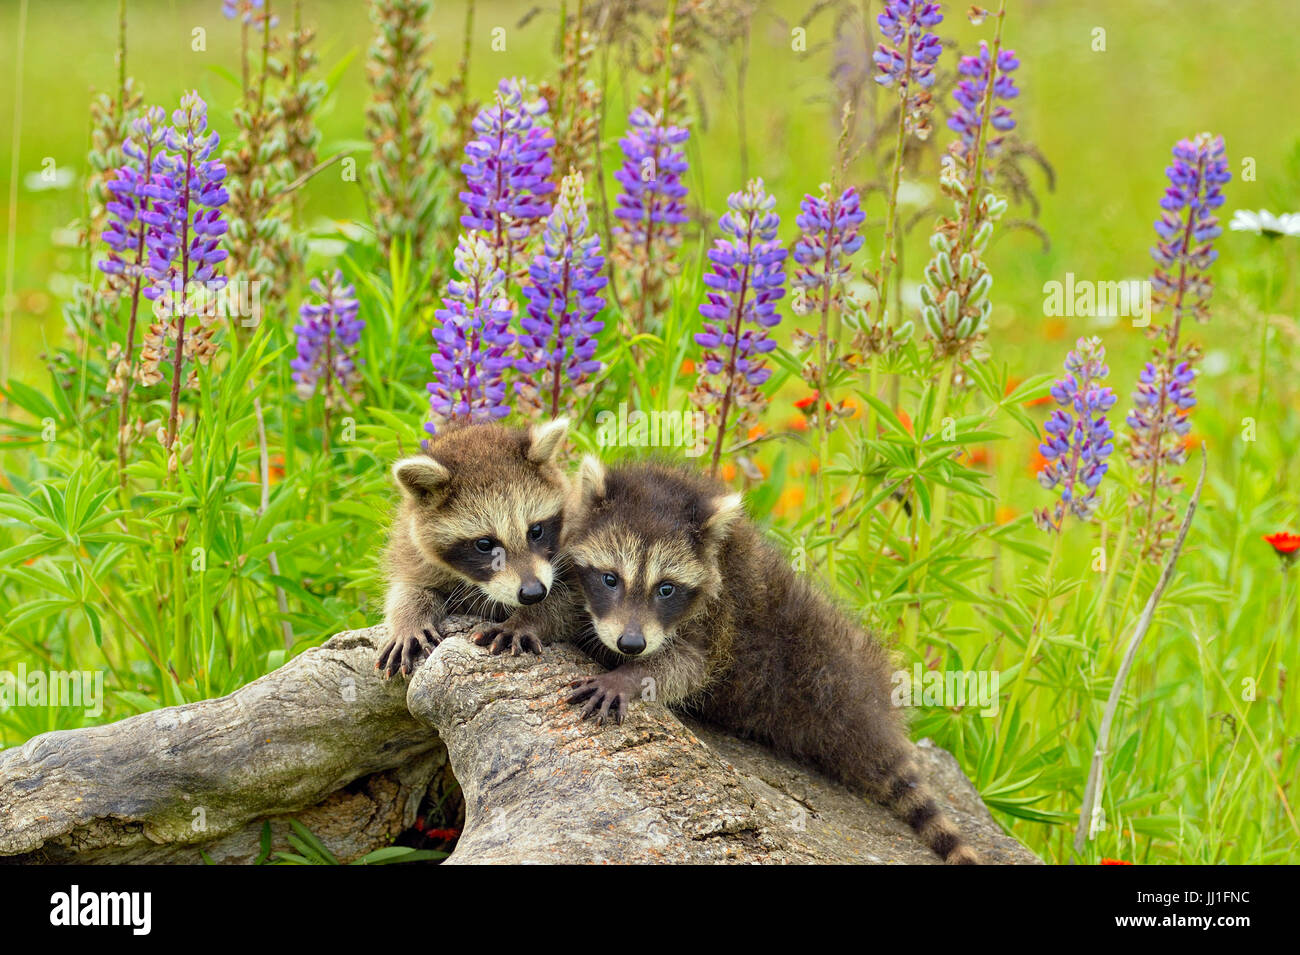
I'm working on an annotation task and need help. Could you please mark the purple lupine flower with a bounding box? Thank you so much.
[1151,133,1230,325]
[516,171,607,419]
[144,91,230,305]
[459,77,555,279]
[130,91,230,459]
[1127,360,1195,471]
[612,107,690,250]
[874,1,944,140]
[291,270,364,404]
[948,41,1020,170]
[1127,134,1228,555]
[1035,337,1117,531]
[221,0,277,29]
[792,185,866,315]
[99,104,172,452]
[426,234,516,433]
[99,106,171,283]
[692,179,788,474]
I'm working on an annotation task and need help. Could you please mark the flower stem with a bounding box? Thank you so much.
[117,275,143,484]
[992,522,1065,773]
[1138,154,1203,555]
[816,195,839,565]
[959,0,1008,250]
[708,219,754,478]
[164,151,194,459]
[874,24,912,331]
[914,355,954,588]
[550,259,573,419]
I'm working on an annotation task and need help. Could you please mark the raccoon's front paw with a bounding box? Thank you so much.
[470,622,543,657]
[375,626,442,680]
[565,670,641,725]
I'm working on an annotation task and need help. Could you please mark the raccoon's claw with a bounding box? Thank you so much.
[566,674,634,725]
[375,627,441,680]
[471,625,543,657]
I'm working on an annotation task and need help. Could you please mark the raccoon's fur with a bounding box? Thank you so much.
[562,457,979,865]
[375,418,577,678]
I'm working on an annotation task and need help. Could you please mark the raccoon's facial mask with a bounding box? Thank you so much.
[439,512,564,607]
[574,563,697,657]
[391,418,571,609]
[567,456,749,656]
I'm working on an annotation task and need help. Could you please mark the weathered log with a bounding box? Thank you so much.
[0,626,445,864]
[1,622,1039,864]
[410,637,1038,864]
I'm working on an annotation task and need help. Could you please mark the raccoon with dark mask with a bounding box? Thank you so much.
[561,457,979,864]
[375,419,576,679]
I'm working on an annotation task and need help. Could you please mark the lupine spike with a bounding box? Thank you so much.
[1035,337,1117,532]
[516,171,607,420]
[459,77,555,281]
[221,0,277,29]
[1150,133,1230,329]
[922,35,1021,360]
[692,178,788,474]
[291,270,364,406]
[366,0,438,267]
[612,106,690,334]
[133,91,229,464]
[98,105,172,477]
[1128,133,1229,557]
[98,107,169,282]
[792,185,866,309]
[874,1,944,141]
[143,91,230,307]
[426,234,515,433]
[948,41,1020,172]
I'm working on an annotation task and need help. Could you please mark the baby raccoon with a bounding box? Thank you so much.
[562,457,979,865]
[375,418,575,679]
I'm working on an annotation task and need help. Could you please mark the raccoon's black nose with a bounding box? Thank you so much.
[616,629,646,655]
[518,580,547,605]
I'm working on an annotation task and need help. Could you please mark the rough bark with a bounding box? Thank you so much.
[410,637,1038,864]
[1,621,1039,865]
[0,626,443,864]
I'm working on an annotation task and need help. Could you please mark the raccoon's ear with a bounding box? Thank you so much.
[577,454,607,507]
[527,417,569,464]
[702,492,745,546]
[393,456,450,501]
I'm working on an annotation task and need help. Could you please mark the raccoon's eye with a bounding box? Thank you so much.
[602,573,619,589]
[656,583,676,598]
[474,537,496,554]
[528,523,544,542]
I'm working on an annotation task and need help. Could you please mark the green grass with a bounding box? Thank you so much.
[1,0,1297,865]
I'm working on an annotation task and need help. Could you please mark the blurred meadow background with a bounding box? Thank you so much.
[0,0,1297,865]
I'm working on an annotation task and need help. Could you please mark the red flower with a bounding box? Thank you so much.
[794,392,833,414]
[1264,532,1300,563]
[1100,858,1133,865]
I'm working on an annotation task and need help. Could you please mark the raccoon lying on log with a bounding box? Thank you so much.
[373,421,978,863]
[559,457,980,865]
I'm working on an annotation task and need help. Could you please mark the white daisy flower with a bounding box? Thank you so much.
[1228,209,1300,239]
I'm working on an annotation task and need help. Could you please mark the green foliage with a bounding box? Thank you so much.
[1,0,1297,870]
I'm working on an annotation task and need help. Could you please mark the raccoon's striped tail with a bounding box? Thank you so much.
[878,755,979,864]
